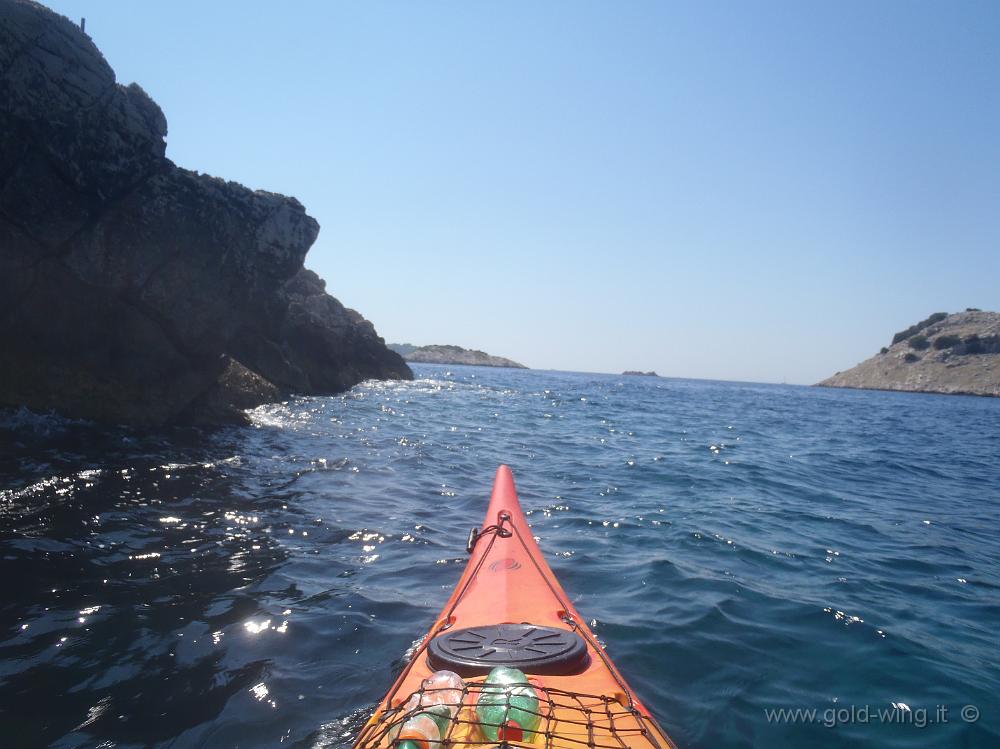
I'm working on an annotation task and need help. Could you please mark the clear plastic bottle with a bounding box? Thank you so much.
[389,693,422,739]
[389,670,465,746]
[420,669,465,712]
[475,666,541,742]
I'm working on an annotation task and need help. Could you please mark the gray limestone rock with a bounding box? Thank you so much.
[818,311,1000,398]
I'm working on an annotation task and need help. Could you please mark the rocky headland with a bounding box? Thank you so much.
[0,0,410,425]
[818,310,1000,397]
[389,344,527,369]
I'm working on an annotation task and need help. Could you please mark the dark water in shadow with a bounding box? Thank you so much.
[1,365,998,748]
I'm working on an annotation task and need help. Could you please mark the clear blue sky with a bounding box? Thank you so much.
[43,1,1000,383]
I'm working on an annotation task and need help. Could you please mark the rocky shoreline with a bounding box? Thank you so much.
[0,0,410,426]
[389,344,527,369]
[818,310,1000,398]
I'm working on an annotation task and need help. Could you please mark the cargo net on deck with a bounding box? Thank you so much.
[355,681,665,749]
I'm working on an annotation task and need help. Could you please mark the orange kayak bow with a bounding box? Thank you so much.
[354,465,677,749]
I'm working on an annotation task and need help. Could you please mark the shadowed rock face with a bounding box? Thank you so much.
[0,0,410,425]
[231,268,411,393]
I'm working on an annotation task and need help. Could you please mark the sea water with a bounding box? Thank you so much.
[1,364,997,748]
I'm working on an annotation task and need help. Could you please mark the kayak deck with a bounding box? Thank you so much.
[354,466,676,749]
[357,680,666,749]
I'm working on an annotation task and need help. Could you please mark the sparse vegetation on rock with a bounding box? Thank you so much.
[933,334,962,350]
[891,312,948,345]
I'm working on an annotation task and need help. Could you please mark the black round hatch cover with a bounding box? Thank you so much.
[426,624,589,676]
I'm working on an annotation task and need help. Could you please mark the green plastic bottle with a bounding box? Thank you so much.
[475,666,541,742]
[396,713,441,749]
[484,666,527,687]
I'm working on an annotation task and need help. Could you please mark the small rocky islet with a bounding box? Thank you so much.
[389,344,527,369]
[818,310,1000,397]
[0,0,411,426]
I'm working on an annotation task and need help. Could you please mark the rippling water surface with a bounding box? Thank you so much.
[1,365,998,748]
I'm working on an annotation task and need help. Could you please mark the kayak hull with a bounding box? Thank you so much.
[354,465,676,749]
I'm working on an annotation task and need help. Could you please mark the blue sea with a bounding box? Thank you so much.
[1,364,998,748]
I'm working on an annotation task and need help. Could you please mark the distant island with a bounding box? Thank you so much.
[388,344,527,369]
[818,310,1000,397]
[623,370,658,377]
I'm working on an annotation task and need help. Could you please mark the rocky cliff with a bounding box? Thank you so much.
[818,310,1000,397]
[388,344,527,369]
[0,0,410,425]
